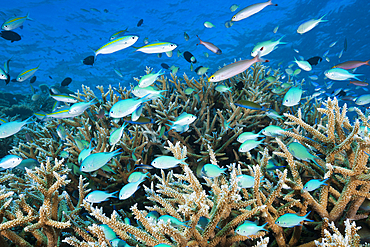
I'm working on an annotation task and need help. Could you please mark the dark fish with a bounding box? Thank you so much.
[83,55,95,66]
[344,37,347,52]
[135,164,154,170]
[104,9,109,13]
[0,31,21,42]
[236,81,244,90]
[137,19,144,27]
[61,77,72,86]
[306,56,322,66]
[194,66,203,73]
[183,51,197,63]
[11,78,17,82]
[332,89,346,98]
[30,76,36,84]
[5,76,10,85]
[161,63,170,69]
[49,76,53,79]
[235,100,265,111]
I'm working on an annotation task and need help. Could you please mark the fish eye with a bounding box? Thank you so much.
[132,36,135,39]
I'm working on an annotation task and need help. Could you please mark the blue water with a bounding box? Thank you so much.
[1,0,369,98]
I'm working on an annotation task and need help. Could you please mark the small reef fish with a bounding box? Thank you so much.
[61,77,72,87]
[83,55,95,66]
[80,149,121,172]
[235,100,265,111]
[128,172,148,183]
[56,124,67,140]
[196,66,209,76]
[306,56,322,66]
[94,35,139,58]
[265,109,284,120]
[184,32,189,41]
[288,142,320,167]
[196,35,222,54]
[355,94,370,106]
[303,178,328,191]
[0,67,8,80]
[183,51,196,63]
[134,42,177,54]
[308,75,318,80]
[17,64,40,82]
[230,4,239,12]
[85,191,117,204]
[232,0,277,22]
[170,112,197,126]
[151,156,187,169]
[119,179,144,200]
[260,125,285,137]
[78,141,94,164]
[109,96,152,121]
[184,88,196,95]
[236,221,268,236]
[275,212,313,227]
[297,14,328,34]
[283,87,302,107]
[239,139,264,152]
[0,30,21,42]
[0,154,22,169]
[137,19,144,27]
[110,239,129,247]
[109,123,128,145]
[50,93,78,103]
[251,36,286,57]
[0,117,33,139]
[237,132,263,143]
[100,224,117,241]
[109,28,129,40]
[215,85,232,93]
[158,215,190,228]
[138,69,165,88]
[123,116,153,125]
[201,164,226,178]
[204,21,215,28]
[68,99,97,115]
[237,174,255,188]
[273,25,279,33]
[294,57,312,71]
[209,49,268,82]
[333,60,369,70]
[2,13,32,30]
[145,211,159,224]
[132,86,166,99]
[325,68,362,81]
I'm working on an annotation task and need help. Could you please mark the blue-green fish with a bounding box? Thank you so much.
[151,156,187,169]
[303,178,328,192]
[85,190,117,204]
[68,99,97,115]
[239,139,264,152]
[123,116,153,125]
[0,154,22,169]
[128,172,148,183]
[132,86,166,99]
[94,35,139,58]
[266,159,285,170]
[56,124,67,140]
[16,64,40,82]
[288,142,320,167]
[215,85,232,93]
[260,125,285,137]
[109,96,151,120]
[145,211,159,224]
[110,239,129,247]
[237,132,263,143]
[237,174,255,188]
[80,149,121,172]
[158,215,190,228]
[134,42,177,54]
[119,179,144,200]
[355,94,370,106]
[100,224,117,241]
[0,68,8,80]
[265,109,284,120]
[235,221,268,236]
[251,36,286,57]
[201,164,226,178]
[109,28,129,40]
[283,87,302,106]
[275,212,313,227]
[297,14,327,34]
[2,13,33,30]
[325,68,363,81]
[138,69,165,88]
[78,141,94,164]
[294,57,312,71]
[0,117,33,139]
[109,123,128,145]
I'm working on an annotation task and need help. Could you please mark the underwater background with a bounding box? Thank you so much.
[1,0,370,247]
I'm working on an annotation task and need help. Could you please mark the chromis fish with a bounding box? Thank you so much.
[275,212,313,227]
[215,85,232,93]
[109,123,128,145]
[145,211,159,224]
[297,14,328,34]
[201,164,226,178]
[239,139,264,152]
[17,64,40,82]
[196,66,209,76]
[251,36,286,57]
[80,149,121,172]
[209,48,268,82]
[85,190,117,204]
[196,35,222,55]
[0,154,22,169]
[56,124,67,140]
[109,28,129,40]
[232,0,277,22]
[68,99,97,115]
[151,156,187,169]
[0,117,33,139]
[100,225,117,241]
[265,109,284,120]
[237,132,263,143]
[235,221,268,236]
[128,171,148,183]
[78,141,94,164]
[333,60,369,70]
[325,68,363,81]
[138,69,165,88]
[283,87,302,107]
[237,174,255,188]
[2,13,32,31]
[294,57,312,71]
[134,42,177,55]
[184,32,189,41]
[230,4,239,12]
[303,178,328,192]
[235,100,265,110]
[158,215,190,228]
[170,112,197,126]
[355,94,370,106]
[119,179,144,200]
[204,21,215,28]
[132,86,166,99]
[260,125,285,137]
[184,88,196,95]
[288,142,320,167]
[93,35,139,58]
[109,96,152,121]
[110,239,129,247]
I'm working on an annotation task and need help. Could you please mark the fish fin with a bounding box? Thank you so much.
[132,105,144,121]
[268,0,278,6]
[26,13,33,21]
[365,60,370,66]
[303,211,313,221]
[319,13,328,22]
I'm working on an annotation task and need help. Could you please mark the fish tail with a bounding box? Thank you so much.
[24,116,34,124]
[157,68,165,76]
[26,13,33,21]
[354,74,364,81]
[196,35,201,45]
[365,60,370,66]
[319,13,328,22]
[303,211,313,221]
